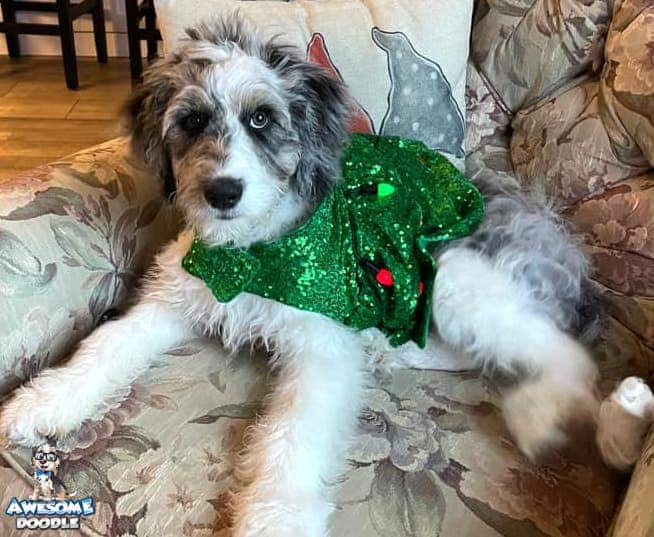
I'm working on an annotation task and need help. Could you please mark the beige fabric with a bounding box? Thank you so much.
[469,0,654,384]
[0,140,179,396]
[602,1,654,167]
[471,0,609,112]
[0,332,618,537]
[469,1,654,530]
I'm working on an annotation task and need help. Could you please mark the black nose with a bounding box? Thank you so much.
[204,177,243,210]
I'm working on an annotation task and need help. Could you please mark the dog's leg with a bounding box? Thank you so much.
[232,316,367,537]
[0,299,193,447]
[433,248,598,459]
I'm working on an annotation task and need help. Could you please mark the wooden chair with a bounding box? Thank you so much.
[0,0,108,90]
[124,0,161,80]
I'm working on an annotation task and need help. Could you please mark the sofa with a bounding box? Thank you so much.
[0,1,652,536]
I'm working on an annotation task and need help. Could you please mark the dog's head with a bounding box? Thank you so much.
[124,16,349,246]
[31,444,61,475]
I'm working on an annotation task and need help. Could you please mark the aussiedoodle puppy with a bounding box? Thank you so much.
[0,15,637,536]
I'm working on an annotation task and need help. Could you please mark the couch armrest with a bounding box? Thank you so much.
[610,426,654,536]
[0,137,179,396]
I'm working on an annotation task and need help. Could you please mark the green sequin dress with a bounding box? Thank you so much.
[183,134,484,348]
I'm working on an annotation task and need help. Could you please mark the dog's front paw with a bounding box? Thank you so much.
[232,488,329,537]
[0,386,74,447]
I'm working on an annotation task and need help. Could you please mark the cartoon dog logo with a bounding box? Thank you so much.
[30,444,68,500]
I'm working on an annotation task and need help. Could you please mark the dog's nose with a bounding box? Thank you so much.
[204,177,243,210]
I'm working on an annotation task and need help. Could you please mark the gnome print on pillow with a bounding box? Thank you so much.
[306,28,465,157]
[307,33,375,134]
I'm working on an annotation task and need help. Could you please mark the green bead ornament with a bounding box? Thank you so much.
[182,134,484,348]
[377,182,396,198]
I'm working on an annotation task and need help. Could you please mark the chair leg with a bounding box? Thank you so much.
[125,0,143,80]
[145,0,157,61]
[92,0,108,64]
[1,0,21,57]
[56,0,79,90]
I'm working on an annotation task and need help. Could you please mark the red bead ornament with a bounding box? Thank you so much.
[418,281,425,295]
[359,258,395,288]
[376,268,394,287]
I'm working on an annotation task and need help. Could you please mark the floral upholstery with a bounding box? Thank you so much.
[467,0,654,386]
[0,328,619,537]
[0,1,653,536]
[0,140,179,397]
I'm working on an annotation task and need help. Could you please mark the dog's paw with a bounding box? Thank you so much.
[597,377,654,470]
[0,387,74,447]
[502,375,598,460]
[232,487,329,537]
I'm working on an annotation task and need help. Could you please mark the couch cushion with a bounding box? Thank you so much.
[472,0,609,112]
[510,79,648,203]
[475,0,654,382]
[464,60,514,178]
[0,339,618,537]
[611,428,654,537]
[601,2,654,167]
[0,139,179,396]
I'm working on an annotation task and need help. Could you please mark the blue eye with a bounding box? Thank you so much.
[249,109,269,129]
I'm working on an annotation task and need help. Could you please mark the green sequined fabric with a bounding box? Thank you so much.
[182,134,484,348]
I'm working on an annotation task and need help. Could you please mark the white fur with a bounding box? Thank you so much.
[433,248,599,458]
[0,298,191,446]
[165,44,303,248]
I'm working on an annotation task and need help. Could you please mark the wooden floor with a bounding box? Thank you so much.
[0,56,134,182]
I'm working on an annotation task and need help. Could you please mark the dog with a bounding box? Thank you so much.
[0,15,631,536]
[30,444,68,501]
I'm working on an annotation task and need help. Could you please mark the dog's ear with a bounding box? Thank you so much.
[278,57,350,202]
[122,60,180,200]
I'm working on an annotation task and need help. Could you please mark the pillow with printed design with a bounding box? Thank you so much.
[154,0,473,167]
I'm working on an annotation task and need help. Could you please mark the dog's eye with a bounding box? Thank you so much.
[181,111,210,132]
[249,109,269,129]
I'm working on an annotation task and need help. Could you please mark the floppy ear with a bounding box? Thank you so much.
[281,60,350,202]
[122,60,180,200]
